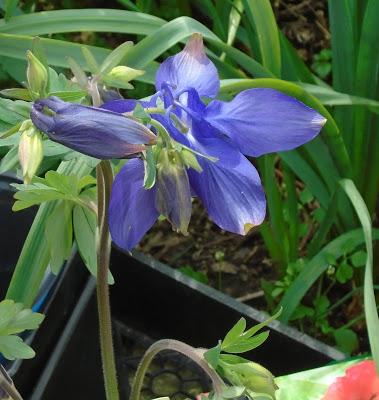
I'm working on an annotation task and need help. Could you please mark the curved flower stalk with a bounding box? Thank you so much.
[102,33,326,251]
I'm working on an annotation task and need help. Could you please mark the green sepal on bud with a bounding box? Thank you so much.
[180,148,203,172]
[219,357,278,399]
[102,66,145,89]
[18,120,44,184]
[26,50,48,98]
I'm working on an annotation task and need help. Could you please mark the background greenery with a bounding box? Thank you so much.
[0,0,378,360]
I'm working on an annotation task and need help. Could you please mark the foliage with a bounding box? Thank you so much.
[0,299,44,360]
[0,0,378,370]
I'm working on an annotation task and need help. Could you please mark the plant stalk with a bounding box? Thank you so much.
[0,377,23,400]
[96,160,119,400]
[130,339,225,400]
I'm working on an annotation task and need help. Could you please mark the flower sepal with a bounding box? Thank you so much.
[155,147,192,235]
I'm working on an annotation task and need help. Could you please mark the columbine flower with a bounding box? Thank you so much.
[322,360,379,400]
[103,34,326,251]
[30,96,156,159]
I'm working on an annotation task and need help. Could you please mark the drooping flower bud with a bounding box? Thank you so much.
[221,361,278,399]
[30,96,156,159]
[102,66,145,89]
[26,50,48,97]
[18,120,44,184]
[155,148,192,234]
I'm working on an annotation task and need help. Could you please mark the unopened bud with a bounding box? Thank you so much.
[222,361,277,398]
[102,66,145,89]
[156,149,192,234]
[18,120,44,184]
[26,51,48,97]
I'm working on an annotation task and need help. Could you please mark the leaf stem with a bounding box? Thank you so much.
[96,160,119,400]
[130,339,225,400]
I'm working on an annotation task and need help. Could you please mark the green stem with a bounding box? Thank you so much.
[130,339,225,400]
[96,160,119,400]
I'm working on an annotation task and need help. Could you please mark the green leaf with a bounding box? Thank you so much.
[45,201,73,274]
[0,299,44,361]
[0,88,32,101]
[99,41,133,75]
[0,335,35,360]
[243,308,282,338]
[241,0,281,76]
[0,98,30,125]
[204,342,222,369]
[339,179,379,371]
[222,318,246,349]
[351,250,367,267]
[335,262,353,284]
[221,386,246,399]
[0,9,165,36]
[0,145,19,174]
[6,159,92,307]
[178,266,208,284]
[48,90,87,102]
[223,331,269,353]
[12,183,67,211]
[333,328,359,355]
[81,46,99,74]
[4,0,19,21]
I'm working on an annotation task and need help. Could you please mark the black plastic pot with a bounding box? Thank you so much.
[12,247,344,400]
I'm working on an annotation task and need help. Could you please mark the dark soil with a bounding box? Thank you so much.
[139,199,274,304]
[272,0,330,64]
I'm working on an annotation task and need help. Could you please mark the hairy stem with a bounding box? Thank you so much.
[96,160,119,400]
[130,339,225,400]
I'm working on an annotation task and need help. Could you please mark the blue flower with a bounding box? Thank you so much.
[103,34,326,251]
[30,96,156,159]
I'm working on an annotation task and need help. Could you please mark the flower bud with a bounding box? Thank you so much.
[156,148,192,234]
[222,361,277,398]
[18,120,44,184]
[26,50,48,97]
[102,66,145,89]
[30,97,156,159]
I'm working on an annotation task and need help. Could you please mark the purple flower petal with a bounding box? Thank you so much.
[31,97,156,159]
[109,159,159,251]
[101,98,157,113]
[188,132,266,235]
[204,88,326,157]
[155,33,219,99]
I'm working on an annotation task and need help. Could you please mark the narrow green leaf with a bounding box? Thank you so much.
[222,318,246,349]
[243,308,282,338]
[45,201,73,274]
[0,9,165,36]
[241,0,281,76]
[339,179,379,371]
[99,41,133,75]
[223,331,269,353]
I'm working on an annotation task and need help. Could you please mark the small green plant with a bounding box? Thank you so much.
[311,49,332,79]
